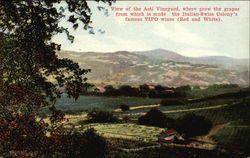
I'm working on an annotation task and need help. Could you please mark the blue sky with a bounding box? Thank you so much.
[52,1,249,59]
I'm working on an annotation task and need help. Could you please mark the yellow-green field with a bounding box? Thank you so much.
[89,123,164,142]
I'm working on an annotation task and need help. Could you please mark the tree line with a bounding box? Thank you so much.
[84,84,192,98]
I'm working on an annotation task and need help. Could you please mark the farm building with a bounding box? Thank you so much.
[94,87,106,93]
[158,129,181,143]
[165,129,178,135]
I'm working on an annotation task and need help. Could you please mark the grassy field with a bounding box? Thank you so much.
[120,98,235,113]
[55,95,161,112]
[59,94,250,127]
[119,98,247,125]
[88,123,164,142]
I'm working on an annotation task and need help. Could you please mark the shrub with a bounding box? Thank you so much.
[120,104,130,111]
[121,115,130,123]
[160,99,184,106]
[49,128,107,158]
[138,108,167,128]
[87,109,118,123]
[175,113,213,138]
[0,114,47,154]
[82,128,107,158]
[0,113,108,158]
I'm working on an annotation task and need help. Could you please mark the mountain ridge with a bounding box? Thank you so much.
[56,49,249,87]
[132,49,248,70]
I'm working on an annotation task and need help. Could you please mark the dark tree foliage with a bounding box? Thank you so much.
[175,113,213,138]
[155,85,166,92]
[138,108,168,128]
[160,99,185,106]
[119,85,139,96]
[139,84,151,97]
[87,109,118,123]
[48,128,107,158]
[0,0,113,114]
[175,85,191,98]
[0,114,47,153]
[120,104,130,111]
[104,85,119,96]
[0,0,113,157]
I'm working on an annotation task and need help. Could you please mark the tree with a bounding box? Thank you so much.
[138,108,168,128]
[160,99,184,106]
[104,85,116,96]
[120,104,130,111]
[155,85,165,92]
[87,109,118,123]
[139,84,151,97]
[175,85,191,98]
[0,0,113,156]
[0,0,113,115]
[175,114,213,138]
[119,85,139,96]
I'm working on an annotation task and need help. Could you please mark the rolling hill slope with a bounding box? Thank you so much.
[57,50,249,87]
[133,49,249,71]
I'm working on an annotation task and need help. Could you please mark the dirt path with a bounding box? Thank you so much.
[114,104,160,112]
[208,122,230,136]
[120,104,229,116]
[187,122,230,150]
[163,104,229,114]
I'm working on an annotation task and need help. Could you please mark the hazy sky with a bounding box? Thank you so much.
[52,1,249,59]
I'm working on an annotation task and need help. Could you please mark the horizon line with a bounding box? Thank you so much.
[59,48,249,60]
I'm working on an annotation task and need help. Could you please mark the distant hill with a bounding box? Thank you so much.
[133,49,249,71]
[56,49,249,87]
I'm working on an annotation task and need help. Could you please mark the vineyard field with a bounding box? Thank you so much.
[55,95,161,112]
[212,126,250,155]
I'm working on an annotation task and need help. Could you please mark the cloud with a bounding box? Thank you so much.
[179,48,232,57]
[61,34,153,52]
[106,35,153,51]
[62,35,111,52]
[153,23,213,48]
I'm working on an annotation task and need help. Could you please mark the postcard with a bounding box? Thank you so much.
[1,0,249,157]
